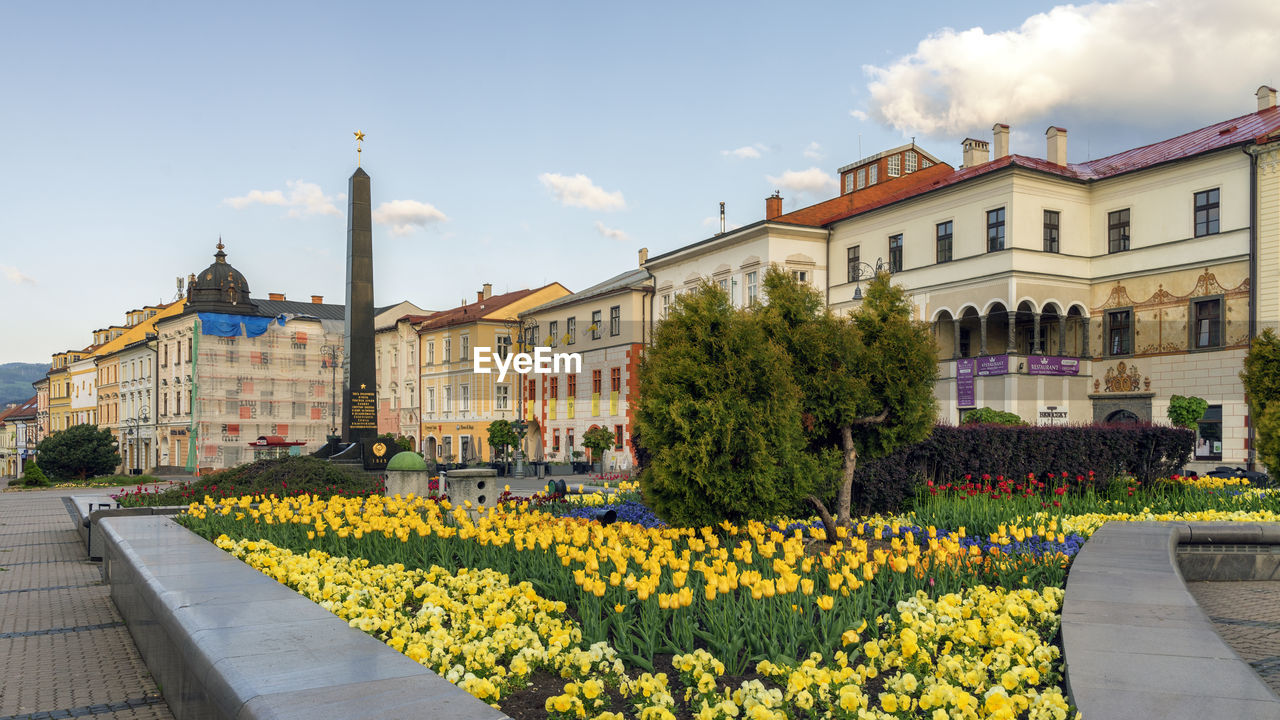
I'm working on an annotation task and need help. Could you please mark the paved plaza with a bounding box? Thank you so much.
[1188,580,1280,694]
[0,486,172,720]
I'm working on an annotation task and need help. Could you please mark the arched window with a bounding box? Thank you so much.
[1106,409,1140,424]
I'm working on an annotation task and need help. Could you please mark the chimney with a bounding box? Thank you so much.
[311,295,323,304]
[482,283,492,299]
[1259,85,1277,111]
[476,290,484,303]
[268,292,286,301]
[765,192,783,220]
[992,124,1010,159]
[961,138,990,167]
[1046,126,1068,166]
[719,202,726,234]
[638,247,649,267]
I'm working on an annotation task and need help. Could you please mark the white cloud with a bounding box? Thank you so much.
[849,110,869,122]
[538,173,626,211]
[860,0,1280,135]
[223,180,341,217]
[2,265,35,285]
[373,199,448,236]
[594,221,629,242]
[803,142,824,160]
[766,167,838,197]
[721,144,766,160]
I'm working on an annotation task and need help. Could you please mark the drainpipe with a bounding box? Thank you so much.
[1244,143,1259,471]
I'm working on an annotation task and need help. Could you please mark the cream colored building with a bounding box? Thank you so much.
[374,301,433,447]
[640,86,1280,472]
[519,265,654,469]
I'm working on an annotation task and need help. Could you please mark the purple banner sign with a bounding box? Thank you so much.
[1027,356,1080,376]
[977,354,1008,376]
[956,358,975,408]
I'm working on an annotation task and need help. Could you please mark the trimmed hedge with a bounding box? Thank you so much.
[851,423,1194,513]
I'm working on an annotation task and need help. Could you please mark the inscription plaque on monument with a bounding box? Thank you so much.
[348,390,377,430]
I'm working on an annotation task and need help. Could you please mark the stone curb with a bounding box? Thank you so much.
[97,515,510,720]
[1062,522,1280,719]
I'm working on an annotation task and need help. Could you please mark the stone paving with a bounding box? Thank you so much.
[1188,580,1280,695]
[0,486,172,720]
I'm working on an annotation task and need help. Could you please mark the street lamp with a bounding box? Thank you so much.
[850,257,888,301]
[320,344,343,440]
[124,409,150,475]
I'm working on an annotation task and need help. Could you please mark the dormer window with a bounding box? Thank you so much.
[888,155,901,177]
[906,150,918,173]
[857,168,866,190]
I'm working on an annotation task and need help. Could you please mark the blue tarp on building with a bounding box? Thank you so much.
[198,313,285,337]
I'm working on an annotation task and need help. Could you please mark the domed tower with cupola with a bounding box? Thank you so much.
[184,240,259,315]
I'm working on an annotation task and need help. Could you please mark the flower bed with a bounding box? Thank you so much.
[174,473,1279,719]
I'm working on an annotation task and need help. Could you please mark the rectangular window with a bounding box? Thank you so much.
[746,272,758,305]
[936,222,952,264]
[1191,297,1222,349]
[1043,210,1060,253]
[1195,404,1223,460]
[592,369,602,395]
[566,317,576,345]
[856,168,866,190]
[661,294,671,318]
[1195,189,1220,237]
[460,384,470,412]
[567,429,575,452]
[987,208,1005,252]
[1106,308,1132,356]
[609,306,621,336]
[614,424,624,450]
[1108,209,1130,253]
[905,150,918,173]
[567,374,577,397]
[460,335,469,360]
[553,429,561,453]
[791,270,808,283]
[847,245,862,282]
[591,310,602,340]
[868,165,878,185]
[496,384,510,410]
[610,367,621,392]
[444,338,451,362]
[844,173,856,194]
[496,334,511,359]
[887,155,901,177]
[889,234,903,273]
[427,341,435,365]
[549,321,559,347]
[427,388,435,413]
[443,386,452,412]
[550,377,559,399]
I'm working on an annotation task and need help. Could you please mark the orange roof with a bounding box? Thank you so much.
[820,105,1280,227]
[772,162,955,226]
[411,285,558,332]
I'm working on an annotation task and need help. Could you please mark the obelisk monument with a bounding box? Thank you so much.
[342,131,377,442]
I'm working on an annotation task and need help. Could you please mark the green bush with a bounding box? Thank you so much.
[21,462,49,487]
[1242,329,1280,476]
[117,455,381,507]
[35,424,120,480]
[1166,395,1208,429]
[961,407,1026,426]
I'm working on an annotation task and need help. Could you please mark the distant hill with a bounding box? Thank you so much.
[0,362,48,408]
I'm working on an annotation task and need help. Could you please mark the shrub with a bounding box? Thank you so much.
[851,424,1194,514]
[1242,330,1280,476]
[1166,395,1208,429]
[961,407,1026,426]
[35,424,120,480]
[21,462,50,487]
[118,455,380,506]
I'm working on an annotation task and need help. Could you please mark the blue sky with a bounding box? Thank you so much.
[1,0,1277,364]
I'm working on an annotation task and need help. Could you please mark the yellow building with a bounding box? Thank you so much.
[46,350,84,435]
[417,282,571,463]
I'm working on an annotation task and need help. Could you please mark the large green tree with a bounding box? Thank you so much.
[36,424,120,481]
[582,426,614,465]
[635,282,819,526]
[758,267,938,538]
[1241,328,1280,475]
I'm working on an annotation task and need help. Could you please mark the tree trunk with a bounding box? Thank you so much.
[837,424,858,526]
[806,495,839,544]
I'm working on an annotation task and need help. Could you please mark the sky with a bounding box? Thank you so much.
[2,0,1278,365]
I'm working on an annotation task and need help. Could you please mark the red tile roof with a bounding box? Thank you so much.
[410,284,563,332]
[0,396,37,423]
[772,163,956,226]
[819,105,1280,227]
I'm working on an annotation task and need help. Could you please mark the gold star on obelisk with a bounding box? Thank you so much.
[354,130,365,166]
